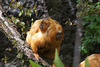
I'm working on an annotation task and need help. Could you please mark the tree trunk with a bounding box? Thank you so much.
[73,18,83,67]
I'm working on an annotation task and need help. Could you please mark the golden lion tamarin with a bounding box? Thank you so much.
[26,19,50,46]
[80,54,100,67]
[26,18,63,59]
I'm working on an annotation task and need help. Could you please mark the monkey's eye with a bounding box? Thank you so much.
[39,20,44,30]
[40,23,43,29]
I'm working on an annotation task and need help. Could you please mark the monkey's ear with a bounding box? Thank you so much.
[39,19,44,30]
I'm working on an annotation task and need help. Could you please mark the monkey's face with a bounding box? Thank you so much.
[56,30,62,40]
[47,24,63,42]
[55,25,63,41]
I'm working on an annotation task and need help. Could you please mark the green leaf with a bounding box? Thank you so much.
[21,26,25,31]
[29,60,42,67]
[31,22,34,26]
[97,2,100,5]
[76,2,82,8]
[20,22,25,26]
[27,9,32,16]
[54,49,64,67]
[13,18,19,24]
[85,58,89,67]
[82,20,87,26]
[12,40,17,44]
[96,15,100,22]
[17,52,23,59]
[28,12,32,16]
[76,11,83,18]
[5,48,12,51]
[19,10,23,17]
[0,19,4,23]
[31,18,34,22]
[33,4,37,9]
[97,36,100,43]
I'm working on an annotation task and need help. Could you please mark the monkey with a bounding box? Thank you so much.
[80,54,100,67]
[26,19,50,46]
[26,18,63,60]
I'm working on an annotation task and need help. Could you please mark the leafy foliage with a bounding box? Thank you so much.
[76,0,100,54]
[2,0,39,40]
[1,55,9,63]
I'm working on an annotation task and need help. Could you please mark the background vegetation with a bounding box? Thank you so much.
[76,0,100,55]
[0,0,100,67]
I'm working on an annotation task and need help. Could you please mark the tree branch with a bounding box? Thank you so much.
[0,7,51,67]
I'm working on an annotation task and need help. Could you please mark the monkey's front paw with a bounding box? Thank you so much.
[34,53,39,61]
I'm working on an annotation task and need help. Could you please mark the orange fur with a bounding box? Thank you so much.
[26,19,50,46]
[26,18,63,59]
[80,54,100,67]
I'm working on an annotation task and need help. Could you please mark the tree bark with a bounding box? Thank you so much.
[0,6,51,67]
[73,18,83,67]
